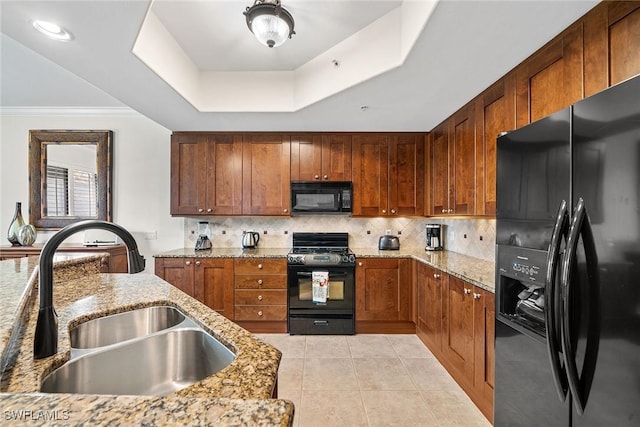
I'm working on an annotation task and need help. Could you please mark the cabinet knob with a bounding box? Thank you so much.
[433,273,440,279]
[283,208,288,213]
[382,209,387,214]
[195,261,201,266]
[185,261,191,266]
[257,310,263,317]
[258,263,263,269]
[198,208,204,213]
[207,208,212,213]
[391,209,396,214]
[464,288,472,295]
[258,295,263,301]
[323,175,328,180]
[441,209,446,213]
[358,262,363,267]
[314,175,320,180]
[448,209,453,213]
[257,279,263,285]
[473,293,481,300]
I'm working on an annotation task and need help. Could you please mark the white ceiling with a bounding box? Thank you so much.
[0,0,600,132]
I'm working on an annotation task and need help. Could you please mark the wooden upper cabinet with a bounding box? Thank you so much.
[475,77,516,216]
[389,134,425,216]
[352,134,389,216]
[515,23,584,127]
[451,106,476,215]
[170,133,242,216]
[353,134,424,217]
[584,1,640,95]
[290,134,352,181]
[429,105,475,216]
[242,134,291,215]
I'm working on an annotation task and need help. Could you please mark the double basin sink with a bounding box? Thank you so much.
[40,306,236,396]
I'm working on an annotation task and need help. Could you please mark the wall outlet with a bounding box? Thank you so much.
[144,231,157,240]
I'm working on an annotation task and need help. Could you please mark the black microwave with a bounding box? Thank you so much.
[290,181,352,215]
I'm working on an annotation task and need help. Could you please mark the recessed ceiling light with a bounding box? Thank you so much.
[31,20,73,41]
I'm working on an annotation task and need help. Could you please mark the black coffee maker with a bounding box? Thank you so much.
[426,224,443,251]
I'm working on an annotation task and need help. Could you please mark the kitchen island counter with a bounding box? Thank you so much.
[0,256,292,426]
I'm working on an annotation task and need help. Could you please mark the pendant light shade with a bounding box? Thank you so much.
[244,0,295,48]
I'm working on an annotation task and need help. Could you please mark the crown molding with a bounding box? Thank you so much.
[0,106,139,117]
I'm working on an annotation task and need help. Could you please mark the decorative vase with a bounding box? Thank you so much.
[7,202,26,246]
[17,224,37,246]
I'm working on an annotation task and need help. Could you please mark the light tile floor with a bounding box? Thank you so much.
[256,334,491,427]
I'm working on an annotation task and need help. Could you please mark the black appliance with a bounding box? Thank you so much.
[378,234,400,250]
[287,232,356,335]
[495,74,640,426]
[290,181,352,215]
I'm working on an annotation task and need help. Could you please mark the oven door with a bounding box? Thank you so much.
[288,266,354,313]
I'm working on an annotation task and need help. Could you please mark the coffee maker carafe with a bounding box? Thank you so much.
[426,224,443,251]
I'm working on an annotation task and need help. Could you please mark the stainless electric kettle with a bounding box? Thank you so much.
[242,231,260,248]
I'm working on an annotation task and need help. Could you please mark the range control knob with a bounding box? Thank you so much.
[348,254,356,264]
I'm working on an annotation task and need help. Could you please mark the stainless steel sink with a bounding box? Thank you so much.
[70,305,186,350]
[41,328,236,395]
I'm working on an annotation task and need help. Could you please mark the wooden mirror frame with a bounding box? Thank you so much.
[29,130,113,230]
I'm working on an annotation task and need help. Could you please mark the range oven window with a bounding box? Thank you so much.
[288,267,354,310]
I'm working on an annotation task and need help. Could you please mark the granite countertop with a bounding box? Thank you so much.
[155,247,495,292]
[0,256,293,426]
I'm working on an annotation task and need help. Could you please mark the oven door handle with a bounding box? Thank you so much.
[294,271,348,277]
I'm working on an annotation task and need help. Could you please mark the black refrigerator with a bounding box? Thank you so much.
[495,73,640,426]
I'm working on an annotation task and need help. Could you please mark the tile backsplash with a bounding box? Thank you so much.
[184,216,496,262]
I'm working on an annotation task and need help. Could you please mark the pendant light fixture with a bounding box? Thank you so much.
[244,0,295,48]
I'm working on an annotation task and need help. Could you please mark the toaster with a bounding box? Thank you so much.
[378,235,400,250]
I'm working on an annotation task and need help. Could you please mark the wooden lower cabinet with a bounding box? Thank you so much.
[234,258,288,333]
[356,257,414,333]
[415,262,494,423]
[154,257,234,320]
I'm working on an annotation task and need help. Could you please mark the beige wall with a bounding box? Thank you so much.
[0,111,183,272]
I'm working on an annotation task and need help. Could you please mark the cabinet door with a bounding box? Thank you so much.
[290,134,322,181]
[352,135,389,216]
[356,258,412,321]
[475,77,516,216]
[430,124,450,215]
[473,287,495,419]
[389,134,424,216]
[451,106,476,215]
[242,135,291,215]
[155,257,195,297]
[204,134,243,215]
[515,24,583,126]
[417,264,445,354]
[170,134,206,215]
[194,258,235,320]
[442,275,475,383]
[321,134,352,181]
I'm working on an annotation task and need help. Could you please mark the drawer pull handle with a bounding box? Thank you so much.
[464,288,472,295]
[258,295,263,301]
[195,261,201,266]
[185,261,191,266]
[323,175,328,180]
[473,293,481,300]
[198,208,204,213]
[314,175,320,180]
[314,320,329,326]
[258,264,263,269]
[258,310,263,317]
[257,279,263,285]
[433,273,440,279]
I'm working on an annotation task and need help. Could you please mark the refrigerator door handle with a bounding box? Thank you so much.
[560,197,601,415]
[545,200,569,402]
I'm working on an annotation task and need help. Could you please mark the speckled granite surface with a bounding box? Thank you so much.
[0,256,293,426]
[155,247,495,292]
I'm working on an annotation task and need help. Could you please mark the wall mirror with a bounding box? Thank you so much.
[29,130,112,230]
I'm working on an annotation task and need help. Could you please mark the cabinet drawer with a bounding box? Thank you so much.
[234,259,286,274]
[234,305,287,321]
[235,289,287,305]
[235,274,287,289]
